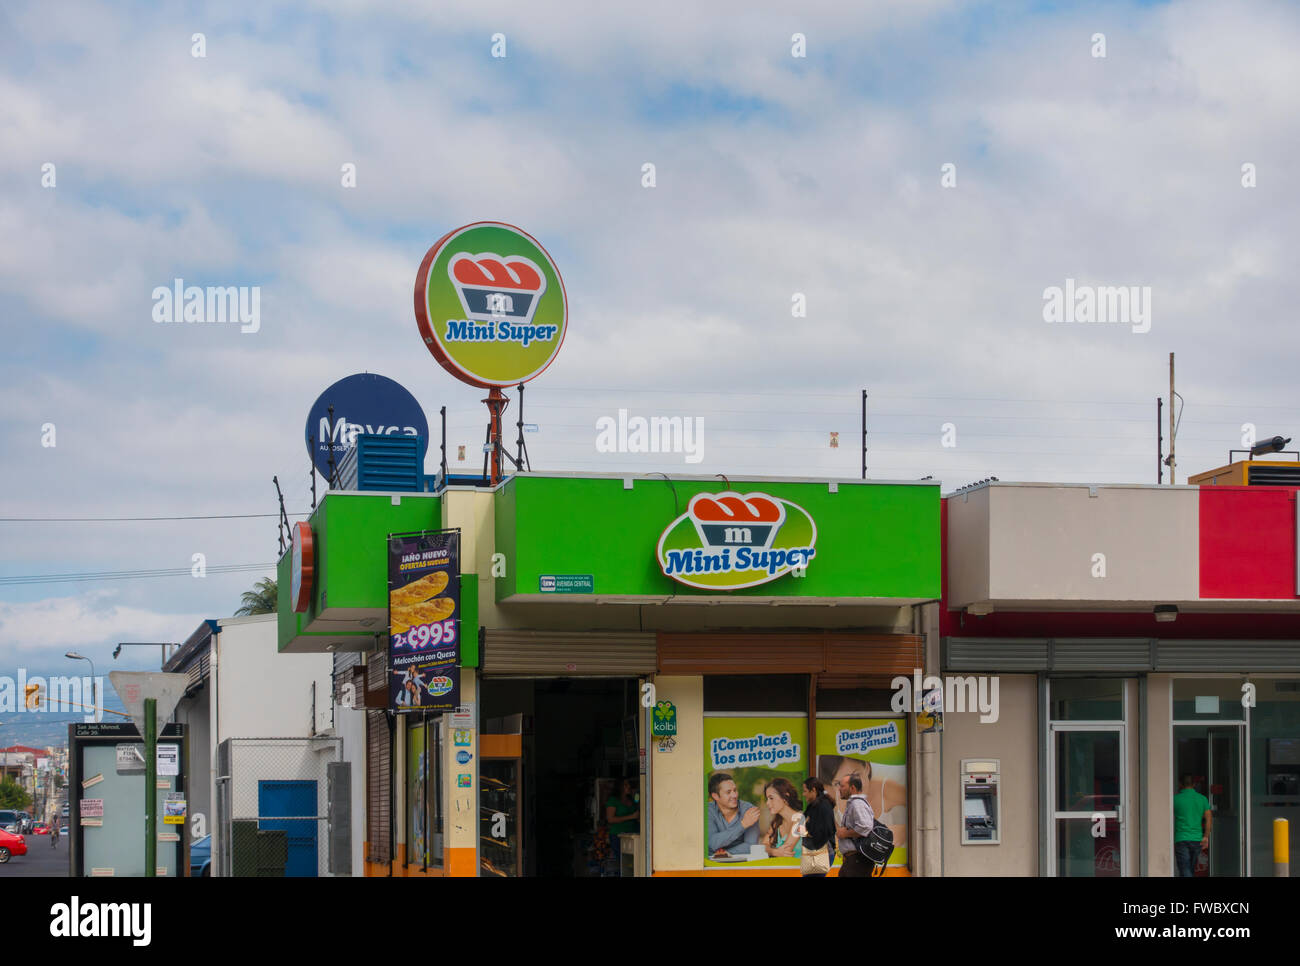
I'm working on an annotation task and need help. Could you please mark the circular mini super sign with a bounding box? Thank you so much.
[414,222,568,388]
[290,522,315,613]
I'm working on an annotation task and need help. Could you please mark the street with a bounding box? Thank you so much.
[0,836,70,877]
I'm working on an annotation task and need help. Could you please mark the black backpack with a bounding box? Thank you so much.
[860,820,895,873]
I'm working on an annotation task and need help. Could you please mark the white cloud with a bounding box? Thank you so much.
[0,592,208,669]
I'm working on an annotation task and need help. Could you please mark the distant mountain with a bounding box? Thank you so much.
[0,687,129,750]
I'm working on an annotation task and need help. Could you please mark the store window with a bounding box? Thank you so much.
[1173,678,1246,721]
[1250,679,1300,877]
[704,675,808,869]
[1051,678,1123,722]
[816,688,908,868]
[700,675,907,870]
[704,675,807,713]
[406,715,443,868]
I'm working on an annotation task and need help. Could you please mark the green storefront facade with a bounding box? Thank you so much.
[277,472,941,877]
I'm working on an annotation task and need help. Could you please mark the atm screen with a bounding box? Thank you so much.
[1268,738,1300,766]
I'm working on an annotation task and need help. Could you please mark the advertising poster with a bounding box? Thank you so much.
[388,530,460,712]
[816,718,908,867]
[703,716,807,868]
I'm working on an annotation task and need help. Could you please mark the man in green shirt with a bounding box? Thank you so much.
[1173,774,1212,877]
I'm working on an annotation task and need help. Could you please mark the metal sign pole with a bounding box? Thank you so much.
[145,697,157,877]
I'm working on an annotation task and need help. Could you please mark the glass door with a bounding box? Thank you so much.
[479,758,521,877]
[1051,726,1124,876]
[1174,724,1244,876]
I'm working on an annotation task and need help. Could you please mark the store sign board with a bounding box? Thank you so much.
[656,491,818,591]
[651,700,678,738]
[388,530,461,713]
[539,574,593,593]
[414,222,568,389]
[290,521,315,613]
[303,372,429,479]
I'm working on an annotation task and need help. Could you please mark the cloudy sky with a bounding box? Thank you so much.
[1,0,1297,678]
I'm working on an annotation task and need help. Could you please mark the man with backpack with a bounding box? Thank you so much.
[836,773,878,877]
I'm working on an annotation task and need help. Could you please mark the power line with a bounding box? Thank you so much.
[0,514,309,522]
[0,562,275,588]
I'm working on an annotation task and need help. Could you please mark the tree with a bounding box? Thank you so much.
[234,577,278,616]
[0,778,30,810]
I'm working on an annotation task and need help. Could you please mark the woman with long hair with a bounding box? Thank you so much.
[799,776,836,876]
[762,777,803,859]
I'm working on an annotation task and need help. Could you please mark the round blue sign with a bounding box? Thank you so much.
[456,750,472,765]
[304,373,429,479]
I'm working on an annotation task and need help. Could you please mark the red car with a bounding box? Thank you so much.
[31,823,50,835]
[0,829,27,863]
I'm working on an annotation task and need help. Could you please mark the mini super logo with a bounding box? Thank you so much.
[414,222,567,389]
[656,491,817,591]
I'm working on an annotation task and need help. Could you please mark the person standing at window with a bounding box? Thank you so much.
[606,777,640,843]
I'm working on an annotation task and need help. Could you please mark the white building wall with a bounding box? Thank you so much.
[335,702,367,875]
[215,615,333,739]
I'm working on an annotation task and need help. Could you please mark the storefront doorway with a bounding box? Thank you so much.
[1173,725,1244,876]
[479,677,642,877]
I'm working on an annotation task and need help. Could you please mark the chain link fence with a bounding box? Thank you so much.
[215,737,348,877]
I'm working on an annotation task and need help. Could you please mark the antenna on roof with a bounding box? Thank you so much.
[273,476,290,554]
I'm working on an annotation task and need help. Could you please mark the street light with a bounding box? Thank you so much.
[65,651,96,716]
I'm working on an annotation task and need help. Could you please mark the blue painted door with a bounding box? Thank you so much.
[258,780,318,877]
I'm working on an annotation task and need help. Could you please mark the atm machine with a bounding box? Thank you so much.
[961,759,1000,845]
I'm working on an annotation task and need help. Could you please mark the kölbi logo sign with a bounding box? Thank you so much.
[304,373,429,479]
[656,491,817,590]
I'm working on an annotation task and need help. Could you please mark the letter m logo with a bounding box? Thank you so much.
[723,527,752,544]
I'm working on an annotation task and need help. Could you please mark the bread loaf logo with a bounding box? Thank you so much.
[449,252,547,326]
[656,491,817,590]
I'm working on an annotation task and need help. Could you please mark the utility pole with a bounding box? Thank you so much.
[145,698,157,877]
[1168,352,1176,485]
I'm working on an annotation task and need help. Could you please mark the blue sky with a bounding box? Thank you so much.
[1,0,1298,675]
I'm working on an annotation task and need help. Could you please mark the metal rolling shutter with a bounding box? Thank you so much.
[481,630,657,676]
[365,710,390,866]
[944,637,1049,672]
[945,637,1300,672]
[1157,640,1300,671]
[1053,639,1152,672]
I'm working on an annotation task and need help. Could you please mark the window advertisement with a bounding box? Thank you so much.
[388,530,460,712]
[816,718,908,867]
[407,720,428,867]
[703,717,807,868]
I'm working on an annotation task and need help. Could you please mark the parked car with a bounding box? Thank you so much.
[31,823,49,835]
[190,835,211,877]
[0,810,18,834]
[0,828,26,863]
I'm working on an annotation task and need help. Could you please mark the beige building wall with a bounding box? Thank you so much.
[946,484,1201,608]
[1146,674,1173,877]
[986,485,1199,603]
[651,675,703,872]
[945,488,991,606]
[444,488,500,630]
[942,674,1038,875]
